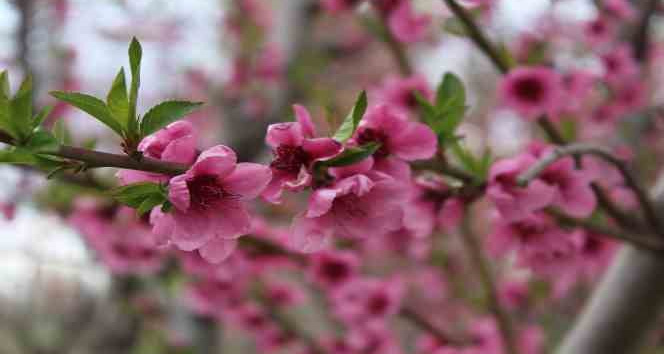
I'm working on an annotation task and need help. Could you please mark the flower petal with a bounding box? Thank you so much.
[211,200,252,239]
[223,163,272,200]
[198,238,238,263]
[390,122,437,160]
[293,104,316,138]
[290,214,333,253]
[192,145,237,178]
[168,174,191,211]
[265,122,304,148]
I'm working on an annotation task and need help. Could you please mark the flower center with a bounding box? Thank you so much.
[187,175,228,211]
[321,259,351,284]
[270,145,311,175]
[367,293,390,316]
[356,128,389,157]
[513,76,545,103]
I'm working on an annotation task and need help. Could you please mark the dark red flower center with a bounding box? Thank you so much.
[367,293,390,316]
[111,243,131,257]
[513,76,546,103]
[514,221,547,243]
[400,89,420,109]
[320,259,351,284]
[356,128,389,157]
[187,175,228,211]
[270,145,311,175]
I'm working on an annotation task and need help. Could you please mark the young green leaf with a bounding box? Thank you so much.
[0,71,9,98]
[10,75,34,140]
[110,182,164,208]
[25,130,60,153]
[127,37,143,138]
[436,73,465,111]
[0,148,38,165]
[137,193,167,216]
[50,91,124,135]
[332,90,367,142]
[52,118,71,144]
[140,100,203,137]
[107,67,130,128]
[316,142,380,168]
[32,105,54,129]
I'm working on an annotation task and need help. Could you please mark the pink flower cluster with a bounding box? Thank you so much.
[322,0,431,44]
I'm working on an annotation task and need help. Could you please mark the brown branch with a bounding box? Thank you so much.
[0,130,188,176]
[400,307,470,347]
[632,0,660,62]
[460,208,519,354]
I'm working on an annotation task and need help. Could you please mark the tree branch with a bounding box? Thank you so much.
[0,130,188,176]
[517,143,663,235]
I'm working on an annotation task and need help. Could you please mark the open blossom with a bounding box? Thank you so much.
[262,105,342,203]
[498,66,562,120]
[330,277,404,327]
[488,145,596,221]
[353,104,436,180]
[117,121,197,185]
[70,204,164,275]
[374,75,433,115]
[151,145,271,263]
[388,0,431,44]
[487,153,556,221]
[290,160,408,252]
[308,250,360,289]
[601,45,639,84]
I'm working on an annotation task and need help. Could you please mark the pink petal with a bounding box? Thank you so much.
[223,163,272,200]
[168,174,191,211]
[293,104,316,137]
[161,135,197,164]
[210,200,252,239]
[374,157,411,181]
[290,214,333,253]
[329,157,374,179]
[265,122,304,148]
[307,188,340,218]
[192,145,237,178]
[149,208,174,247]
[362,104,409,138]
[302,138,342,160]
[198,238,238,263]
[390,122,437,160]
[171,210,213,251]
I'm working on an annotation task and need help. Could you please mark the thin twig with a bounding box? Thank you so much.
[381,17,414,76]
[441,0,511,74]
[632,0,660,62]
[400,307,470,347]
[459,208,519,354]
[0,130,188,176]
[516,143,663,235]
[547,208,664,252]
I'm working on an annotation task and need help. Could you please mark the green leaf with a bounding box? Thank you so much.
[50,91,124,135]
[0,71,9,98]
[0,148,38,165]
[140,100,203,136]
[52,118,71,144]
[316,142,380,168]
[332,91,367,142]
[10,75,33,140]
[110,182,164,208]
[32,105,54,129]
[128,37,143,138]
[107,67,130,128]
[25,130,59,153]
[436,73,465,111]
[137,193,166,216]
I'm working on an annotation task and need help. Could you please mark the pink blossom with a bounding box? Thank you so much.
[498,66,563,120]
[583,16,615,47]
[262,105,342,203]
[601,45,639,84]
[291,165,408,252]
[308,250,360,289]
[151,145,271,263]
[321,0,364,14]
[487,153,556,221]
[388,0,431,44]
[353,104,437,179]
[117,121,197,185]
[331,277,404,327]
[70,205,164,275]
[488,212,582,276]
[604,0,636,20]
[374,75,433,115]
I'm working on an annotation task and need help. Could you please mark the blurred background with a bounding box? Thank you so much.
[0,0,651,353]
